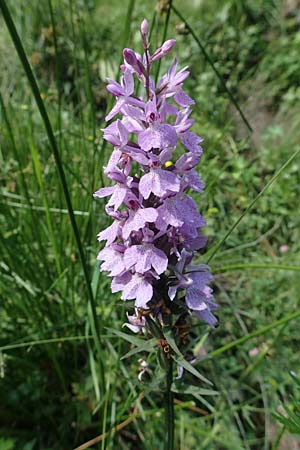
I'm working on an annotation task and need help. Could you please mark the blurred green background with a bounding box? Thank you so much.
[1,0,300,448]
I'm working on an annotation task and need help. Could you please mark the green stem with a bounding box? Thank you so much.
[164,358,174,450]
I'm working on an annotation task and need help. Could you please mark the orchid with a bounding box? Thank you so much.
[94,19,217,332]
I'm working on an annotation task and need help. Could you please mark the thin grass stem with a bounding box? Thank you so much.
[155,0,173,84]
[206,146,300,263]
[171,4,252,132]
[207,310,300,360]
[165,358,175,450]
[213,263,300,274]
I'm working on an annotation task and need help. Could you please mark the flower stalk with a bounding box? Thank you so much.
[164,357,174,450]
[94,18,218,447]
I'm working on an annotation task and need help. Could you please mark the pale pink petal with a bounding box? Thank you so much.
[111,272,132,293]
[104,149,122,174]
[151,247,168,274]
[97,221,119,245]
[121,273,153,306]
[180,131,203,154]
[117,120,128,145]
[174,88,195,107]
[123,69,134,95]
[93,186,115,198]
[135,279,153,308]
[139,169,180,199]
[105,99,124,121]
[123,208,158,239]
[107,184,127,211]
[97,246,126,276]
[138,124,177,151]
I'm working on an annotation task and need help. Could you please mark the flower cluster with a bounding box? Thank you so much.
[94,19,217,329]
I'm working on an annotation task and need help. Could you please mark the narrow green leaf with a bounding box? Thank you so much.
[121,338,157,360]
[163,328,213,385]
[107,327,149,347]
[86,322,100,403]
[29,140,61,275]
[172,355,212,386]
[91,260,101,298]
[207,311,300,359]
[290,371,300,388]
[0,93,50,274]
[213,263,300,274]
[0,335,92,352]
[171,383,218,397]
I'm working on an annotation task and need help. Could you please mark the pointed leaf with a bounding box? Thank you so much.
[163,328,213,385]
[171,382,218,397]
[107,327,148,347]
[121,338,157,359]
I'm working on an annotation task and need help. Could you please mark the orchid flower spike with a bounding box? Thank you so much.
[94,19,217,331]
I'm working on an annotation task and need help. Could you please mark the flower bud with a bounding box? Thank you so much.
[141,19,149,37]
[123,48,137,66]
[151,39,176,62]
[141,19,149,50]
[161,39,176,54]
[123,48,146,76]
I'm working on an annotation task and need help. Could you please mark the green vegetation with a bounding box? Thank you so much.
[1,0,300,448]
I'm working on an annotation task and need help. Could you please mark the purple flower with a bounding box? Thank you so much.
[138,122,177,151]
[97,220,120,245]
[139,168,180,199]
[124,310,146,333]
[97,244,126,277]
[124,244,168,275]
[106,70,144,121]
[94,19,217,328]
[122,207,158,239]
[112,272,153,308]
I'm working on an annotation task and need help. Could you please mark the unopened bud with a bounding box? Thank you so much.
[161,39,176,54]
[141,19,149,50]
[151,39,176,62]
[141,19,149,37]
[123,48,146,76]
[123,48,137,66]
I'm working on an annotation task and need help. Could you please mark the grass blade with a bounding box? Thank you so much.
[0,93,51,275]
[0,335,92,352]
[155,0,173,84]
[207,310,300,360]
[206,145,300,263]
[29,140,62,275]
[213,263,300,274]
[171,4,252,132]
[121,338,157,360]
[0,0,101,345]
